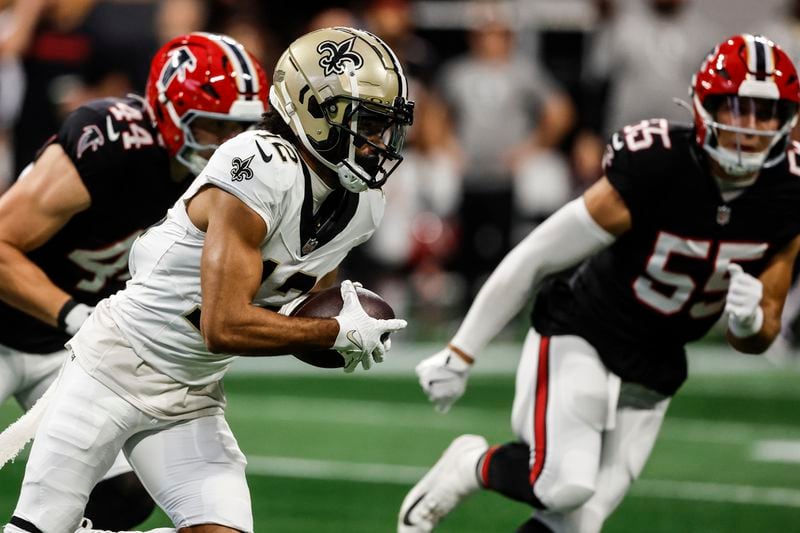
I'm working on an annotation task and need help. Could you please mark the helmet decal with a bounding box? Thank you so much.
[317,37,364,76]
[158,47,197,90]
[205,33,259,97]
[742,34,774,80]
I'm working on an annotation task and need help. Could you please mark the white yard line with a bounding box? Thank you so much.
[229,343,800,377]
[632,479,800,508]
[752,440,800,463]
[245,455,800,508]
[230,395,800,442]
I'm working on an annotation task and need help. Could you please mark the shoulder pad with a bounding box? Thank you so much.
[208,130,302,192]
[603,119,685,175]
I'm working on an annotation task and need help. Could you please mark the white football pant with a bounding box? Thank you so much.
[0,343,131,479]
[9,357,252,533]
[511,328,670,533]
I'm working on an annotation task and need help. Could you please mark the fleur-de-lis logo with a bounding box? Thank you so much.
[230,154,255,182]
[317,37,363,76]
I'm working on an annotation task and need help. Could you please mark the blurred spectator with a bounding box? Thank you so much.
[437,9,574,305]
[0,2,25,189]
[363,0,437,83]
[155,0,208,44]
[306,6,359,32]
[584,0,719,136]
[574,0,721,192]
[761,0,800,64]
[6,0,162,178]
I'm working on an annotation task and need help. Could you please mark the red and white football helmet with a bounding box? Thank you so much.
[146,32,269,174]
[692,34,800,176]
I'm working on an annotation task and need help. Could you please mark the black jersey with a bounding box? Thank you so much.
[0,96,191,353]
[533,119,800,396]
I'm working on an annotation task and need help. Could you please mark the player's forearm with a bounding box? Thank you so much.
[0,241,71,326]
[451,198,615,357]
[201,304,339,356]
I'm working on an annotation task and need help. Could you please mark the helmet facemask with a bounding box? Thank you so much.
[697,94,798,177]
[321,95,414,192]
[175,108,263,175]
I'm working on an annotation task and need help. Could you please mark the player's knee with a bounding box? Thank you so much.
[545,481,595,512]
[84,472,155,530]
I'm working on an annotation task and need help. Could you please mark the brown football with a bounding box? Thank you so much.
[289,285,395,368]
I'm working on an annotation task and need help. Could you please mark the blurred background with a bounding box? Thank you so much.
[4,0,800,343]
[2,0,800,531]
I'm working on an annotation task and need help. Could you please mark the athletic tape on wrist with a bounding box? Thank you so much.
[56,298,78,331]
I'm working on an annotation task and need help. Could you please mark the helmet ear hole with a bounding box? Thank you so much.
[307,96,324,119]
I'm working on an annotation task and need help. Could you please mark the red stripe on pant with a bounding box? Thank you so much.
[529,335,550,485]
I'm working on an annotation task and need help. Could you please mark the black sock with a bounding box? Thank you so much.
[516,516,554,533]
[478,441,546,508]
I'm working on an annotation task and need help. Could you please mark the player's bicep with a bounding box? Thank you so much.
[582,176,632,236]
[199,188,268,328]
[0,143,90,251]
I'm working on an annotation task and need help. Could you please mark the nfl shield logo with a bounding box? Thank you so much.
[716,205,731,226]
[302,238,319,255]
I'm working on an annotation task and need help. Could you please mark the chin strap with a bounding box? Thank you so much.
[336,160,369,192]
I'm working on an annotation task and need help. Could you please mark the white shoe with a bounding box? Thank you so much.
[398,434,488,532]
[74,518,173,533]
[75,518,134,533]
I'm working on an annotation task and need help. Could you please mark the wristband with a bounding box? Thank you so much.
[448,344,475,365]
[57,299,78,331]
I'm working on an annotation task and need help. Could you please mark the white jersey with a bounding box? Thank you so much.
[107,130,384,385]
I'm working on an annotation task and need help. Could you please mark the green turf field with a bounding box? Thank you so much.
[1,345,799,532]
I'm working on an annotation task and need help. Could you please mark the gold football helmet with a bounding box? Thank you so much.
[269,27,415,192]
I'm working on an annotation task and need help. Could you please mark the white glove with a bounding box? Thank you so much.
[333,280,406,373]
[62,302,93,336]
[416,346,473,413]
[725,263,764,338]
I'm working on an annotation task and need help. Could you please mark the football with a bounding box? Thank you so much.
[289,285,395,368]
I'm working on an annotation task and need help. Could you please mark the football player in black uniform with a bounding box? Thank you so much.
[0,33,267,530]
[399,34,800,533]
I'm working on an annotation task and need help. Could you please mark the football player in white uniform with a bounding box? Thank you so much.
[0,33,268,531]
[3,27,413,533]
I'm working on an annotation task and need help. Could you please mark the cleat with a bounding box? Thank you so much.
[398,434,488,532]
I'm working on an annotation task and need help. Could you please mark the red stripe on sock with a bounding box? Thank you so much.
[529,336,550,485]
[479,445,500,487]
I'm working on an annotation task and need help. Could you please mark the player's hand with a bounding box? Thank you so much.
[333,280,406,373]
[60,300,94,336]
[725,263,764,337]
[416,346,473,413]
